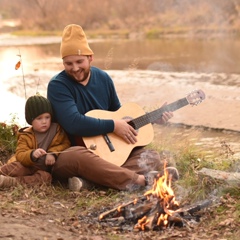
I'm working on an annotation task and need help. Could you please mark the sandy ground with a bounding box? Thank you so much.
[109,70,240,132]
[1,69,240,240]
[1,69,240,133]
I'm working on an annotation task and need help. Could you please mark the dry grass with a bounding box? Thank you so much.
[0,123,239,239]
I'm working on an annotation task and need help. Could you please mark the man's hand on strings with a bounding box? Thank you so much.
[153,102,174,125]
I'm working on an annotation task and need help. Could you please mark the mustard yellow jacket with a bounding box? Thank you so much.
[9,123,71,167]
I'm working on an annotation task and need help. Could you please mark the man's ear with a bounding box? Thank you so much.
[88,55,93,62]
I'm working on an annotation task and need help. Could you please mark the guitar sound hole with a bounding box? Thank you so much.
[123,116,136,129]
[128,121,136,129]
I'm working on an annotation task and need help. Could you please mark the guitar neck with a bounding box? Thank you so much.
[128,97,189,129]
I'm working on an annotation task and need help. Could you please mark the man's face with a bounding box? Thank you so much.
[63,55,93,84]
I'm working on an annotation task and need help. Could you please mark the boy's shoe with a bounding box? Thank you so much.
[68,177,94,191]
[145,167,179,186]
[0,175,17,188]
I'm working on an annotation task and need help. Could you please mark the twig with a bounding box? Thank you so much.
[36,77,40,94]
[17,49,27,100]
[99,196,147,221]
[44,148,80,155]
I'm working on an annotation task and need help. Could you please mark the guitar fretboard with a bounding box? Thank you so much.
[128,97,189,129]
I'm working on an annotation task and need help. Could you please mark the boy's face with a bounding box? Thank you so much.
[32,113,51,133]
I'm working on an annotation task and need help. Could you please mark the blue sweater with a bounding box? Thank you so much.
[47,66,121,144]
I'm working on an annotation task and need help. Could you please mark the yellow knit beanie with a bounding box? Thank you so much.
[60,24,94,58]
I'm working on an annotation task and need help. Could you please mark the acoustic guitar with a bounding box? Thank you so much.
[83,89,205,166]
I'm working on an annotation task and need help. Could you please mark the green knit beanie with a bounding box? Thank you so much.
[25,95,53,125]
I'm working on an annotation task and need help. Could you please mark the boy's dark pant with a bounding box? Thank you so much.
[0,161,52,186]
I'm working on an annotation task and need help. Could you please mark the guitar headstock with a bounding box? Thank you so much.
[186,89,205,106]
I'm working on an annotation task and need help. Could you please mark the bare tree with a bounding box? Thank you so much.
[0,0,239,31]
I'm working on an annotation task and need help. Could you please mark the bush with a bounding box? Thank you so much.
[0,120,18,159]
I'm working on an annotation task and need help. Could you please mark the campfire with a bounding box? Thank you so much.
[99,166,213,231]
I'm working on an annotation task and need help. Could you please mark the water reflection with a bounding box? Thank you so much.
[0,38,240,124]
[1,38,240,75]
[91,39,240,73]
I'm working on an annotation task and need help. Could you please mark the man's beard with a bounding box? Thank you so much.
[68,68,90,83]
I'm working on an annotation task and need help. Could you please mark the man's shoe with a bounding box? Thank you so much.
[68,177,94,191]
[0,175,17,188]
[145,170,159,186]
[145,167,179,186]
[163,167,179,181]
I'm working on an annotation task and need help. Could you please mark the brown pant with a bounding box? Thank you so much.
[52,146,162,190]
[0,161,52,186]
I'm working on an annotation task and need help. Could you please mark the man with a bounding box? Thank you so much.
[47,24,178,191]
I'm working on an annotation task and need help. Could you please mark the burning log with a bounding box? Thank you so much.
[99,196,212,231]
[99,196,148,221]
[134,203,170,231]
[99,169,213,231]
[175,199,213,215]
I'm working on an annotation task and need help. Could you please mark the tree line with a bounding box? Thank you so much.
[0,0,239,32]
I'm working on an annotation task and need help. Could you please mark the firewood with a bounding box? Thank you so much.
[198,168,240,183]
[174,199,213,214]
[99,196,147,220]
[127,198,158,220]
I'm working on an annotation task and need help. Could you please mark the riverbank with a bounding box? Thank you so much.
[3,69,239,133]
[111,70,240,133]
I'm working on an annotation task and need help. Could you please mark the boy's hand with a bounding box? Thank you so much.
[33,148,47,158]
[45,154,56,166]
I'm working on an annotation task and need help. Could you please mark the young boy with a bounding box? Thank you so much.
[0,94,71,188]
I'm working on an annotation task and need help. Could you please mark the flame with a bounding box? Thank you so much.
[135,166,179,230]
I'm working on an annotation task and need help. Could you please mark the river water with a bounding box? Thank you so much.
[1,36,240,73]
[0,36,240,160]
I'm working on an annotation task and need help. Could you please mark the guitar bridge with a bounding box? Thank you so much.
[103,134,115,152]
